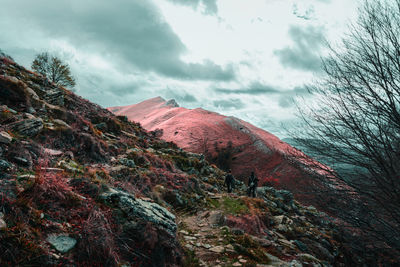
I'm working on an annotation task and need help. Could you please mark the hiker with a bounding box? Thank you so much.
[225,169,234,193]
[247,171,259,197]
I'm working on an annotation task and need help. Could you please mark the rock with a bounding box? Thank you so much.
[101,188,177,235]
[53,119,71,129]
[293,240,308,252]
[44,88,64,106]
[277,224,289,233]
[47,235,77,253]
[239,259,247,263]
[94,122,107,130]
[13,156,32,167]
[264,252,288,266]
[26,87,40,100]
[44,148,63,157]
[278,239,295,249]
[118,158,136,168]
[184,236,197,241]
[11,117,43,136]
[273,215,293,226]
[232,263,242,266]
[209,246,225,253]
[64,151,74,160]
[185,244,194,251]
[288,260,302,267]
[209,211,226,226]
[165,99,179,107]
[0,212,6,230]
[311,241,334,262]
[0,131,12,144]
[0,105,17,115]
[179,230,189,235]
[7,76,19,83]
[16,174,36,192]
[231,228,244,235]
[0,218,6,230]
[298,253,321,263]
[27,106,36,114]
[163,190,187,208]
[58,160,82,173]
[0,160,12,171]
[226,244,234,252]
[251,236,272,247]
[202,244,212,249]
[276,190,294,205]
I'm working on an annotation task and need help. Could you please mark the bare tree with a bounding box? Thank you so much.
[292,0,400,257]
[31,52,76,88]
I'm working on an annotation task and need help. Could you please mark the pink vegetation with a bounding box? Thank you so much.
[108,97,330,206]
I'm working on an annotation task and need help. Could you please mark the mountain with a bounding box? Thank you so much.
[109,97,329,207]
[0,54,386,266]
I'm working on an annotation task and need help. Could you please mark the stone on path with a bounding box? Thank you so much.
[209,246,224,253]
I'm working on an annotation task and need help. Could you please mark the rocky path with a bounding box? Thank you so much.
[176,192,294,267]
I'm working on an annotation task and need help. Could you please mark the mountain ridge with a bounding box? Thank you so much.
[109,97,327,208]
[0,55,382,266]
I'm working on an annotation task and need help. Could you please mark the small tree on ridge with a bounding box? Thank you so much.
[31,52,76,88]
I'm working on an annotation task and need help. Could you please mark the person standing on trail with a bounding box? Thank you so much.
[225,169,234,193]
[247,171,259,197]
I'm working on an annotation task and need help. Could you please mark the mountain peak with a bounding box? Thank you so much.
[164,98,179,107]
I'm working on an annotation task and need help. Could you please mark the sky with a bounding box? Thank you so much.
[0,0,359,138]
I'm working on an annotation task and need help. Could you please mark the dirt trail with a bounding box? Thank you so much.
[177,192,271,267]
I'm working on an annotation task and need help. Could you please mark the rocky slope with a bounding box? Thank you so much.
[0,55,369,266]
[109,98,329,208]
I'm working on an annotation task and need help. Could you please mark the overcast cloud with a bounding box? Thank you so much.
[274,25,326,72]
[0,0,358,138]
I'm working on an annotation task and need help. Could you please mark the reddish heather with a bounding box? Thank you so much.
[109,97,325,205]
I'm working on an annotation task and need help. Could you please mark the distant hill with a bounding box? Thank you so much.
[109,97,332,207]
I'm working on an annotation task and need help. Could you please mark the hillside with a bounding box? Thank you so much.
[109,98,329,208]
[0,55,375,266]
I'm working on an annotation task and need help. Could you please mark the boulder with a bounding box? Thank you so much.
[11,117,43,136]
[47,234,77,253]
[293,240,308,252]
[163,190,187,208]
[276,190,294,205]
[118,157,136,168]
[26,87,40,101]
[44,88,64,106]
[101,188,176,236]
[0,131,12,144]
[209,211,226,226]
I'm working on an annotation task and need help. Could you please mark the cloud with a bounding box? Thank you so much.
[166,0,218,15]
[292,3,315,20]
[165,88,198,103]
[274,25,325,72]
[214,82,310,109]
[215,82,279,95]
[214,82,310,96]
[213,99,245,109]
[0,0,232,81]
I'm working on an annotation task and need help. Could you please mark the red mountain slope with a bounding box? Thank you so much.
[109,97,324,205]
